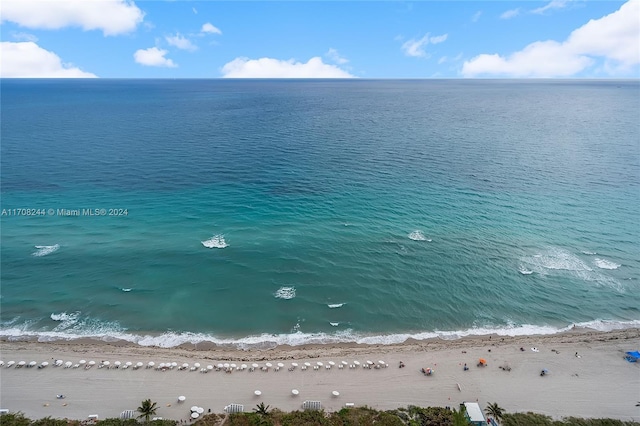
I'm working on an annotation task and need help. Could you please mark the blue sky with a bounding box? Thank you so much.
[1,0,638,78]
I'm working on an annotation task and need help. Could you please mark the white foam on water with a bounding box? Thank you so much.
[32,244,60,257]
[582,251,597,255]
[50,312,80,322]
[518,265,534,275]
[330,322,339,327]
[121,288,132,292]
[328,303,344,308]
[3,317,639,349]
[408,230,431,241]
[594,258,621,270]
[201,235,228,249]
[274,286,296,300]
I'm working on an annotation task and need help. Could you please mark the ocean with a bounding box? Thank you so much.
[1,79,638,348]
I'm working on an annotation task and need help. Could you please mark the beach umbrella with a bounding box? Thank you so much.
[254,390,262,396]
[332,391,340,397]
[277,363,284,368]
[0,361,4,367]
[171,362,178,368]
[328,361,335,366]
[29,361,37,367]
[252,363,259,368]
[18,361,26,367]
[304,362,311,367]
[291,389,299,396]
[241,364,247,369]
[182,363,189,369]
[136,362,143,368]
[79,360,86,365]
[478,358,487,366]
[224,363,230,368]
[317,361,323,366]
[193,363,200,368]
[341,361,348,365]
[125,362,133,367]
[353,361,360,366]
[230,363,237,369]
[65,361,73,368]
[114,361,121,368]
[291,362,298,367]
[217,363,224,369]
[196,407,204,414]
[366,360,373,365]
[41,361,49,367]
[378,360,385,365]
[7,361,15,367]
[159,363,166,369]
[190,406,198,412]
[265,363,272,368]
[178,396,186,402]
[88,361,96,366]
[55,360,63,366]
[191,413,199,419]
[207,365,213,371]
[147,361,155,368]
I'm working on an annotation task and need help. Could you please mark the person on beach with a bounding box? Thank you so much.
[463,363,469,371]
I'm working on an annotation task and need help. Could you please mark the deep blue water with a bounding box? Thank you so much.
[1,79,638,348]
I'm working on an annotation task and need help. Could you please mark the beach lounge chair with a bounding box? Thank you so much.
[302,400,322,410]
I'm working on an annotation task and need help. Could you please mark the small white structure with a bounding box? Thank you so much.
[224,404,244,414]
[463,402,486,426]
[120,410,136,420]
[302,400,322,410]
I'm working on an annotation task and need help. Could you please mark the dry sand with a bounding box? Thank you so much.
[1,328,639,422]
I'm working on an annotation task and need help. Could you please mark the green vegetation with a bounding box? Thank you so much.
[136,400,159,424]
[485,403,505,424]
[2,408,639,426]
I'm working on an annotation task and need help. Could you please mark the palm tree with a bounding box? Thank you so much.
[485,402,505,424]
[452,407,470,426]
[137,399,158,423]
[253,402,271,416]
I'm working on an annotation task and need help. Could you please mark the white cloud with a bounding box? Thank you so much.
[401,33,448,57]
[134,47,177,68]
[201,22,222,35]
[1,0,144,36]
[166,33,197,51]
[220,56,354,78]
[11,31,38,42]
[472,11,482,22]
[500,9,521,19]
[462,0,639,77]
[325,48,349,64]
[531,0,569,15]
[0,41,97,78]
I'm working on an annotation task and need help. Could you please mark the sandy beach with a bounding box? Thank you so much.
[1,328,639,422]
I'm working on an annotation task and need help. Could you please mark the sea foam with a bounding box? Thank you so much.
[274,286,296,300]
[408,230,431,241]
[594,258,621,270]
[32,244,60,257]
[328,303,344,308]
[202,235,228,249]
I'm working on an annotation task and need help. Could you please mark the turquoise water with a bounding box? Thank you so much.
[1,79,638,348]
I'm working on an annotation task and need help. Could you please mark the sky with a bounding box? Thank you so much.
[0,0,638,78]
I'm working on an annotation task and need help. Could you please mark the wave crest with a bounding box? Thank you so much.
[274,286,296,300]
[408,230,431,241]
[328,303,344,308]
[202,235,228,249]
[594,258,620,270]
[32,244,60,257]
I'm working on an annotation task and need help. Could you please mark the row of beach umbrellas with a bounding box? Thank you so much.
[1,359,388,371]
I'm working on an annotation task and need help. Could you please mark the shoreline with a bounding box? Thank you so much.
[1,328,639,421]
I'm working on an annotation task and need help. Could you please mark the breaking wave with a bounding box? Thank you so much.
[328,303,344,308]
[274,286,296,300]
[202,235,228,249]
[594,258,621,270]
[408,230,431,241]
[32,244,60,257]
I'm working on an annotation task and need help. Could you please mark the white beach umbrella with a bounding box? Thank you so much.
[148,361,155,368]
[178,396,186,402]
[241,364,247,369]
[291,389,299,396]
[102,361,110,367]
[88,361,96,366]
[7,361,15,367]
[217,363,224,369]
[18,361,26,366]
[65,361,73,367]
[328,361,335,366]
[291,362,298,367]
[196,407,204,414]
[265,362,272,368]
[126,362,133,367]
[79,360,86,365]
[317,362,323,366]
[224,363,230,368]
[230,363,237,369]
[277,363,284,368]
[332,391,340,397]
[158,363,166,369]
[55,360,63,366]
[254,390,262,396]
[207,365,213,371]
[114,361,121,367]
[171,362,178,368]
[0,361,4,367]
[191,413,199,419]
[304,362,311,367]
[353,361,360,366]
[29,361,37,367]
[193,363,201,368]
[136,362,143,368]
[378,360,385,365]
[341,361,348,365]
[252,363,259,368]
[41,361,49,367]
[182,363,189,369]
[190,406,198,412]
[366,360,373,365]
